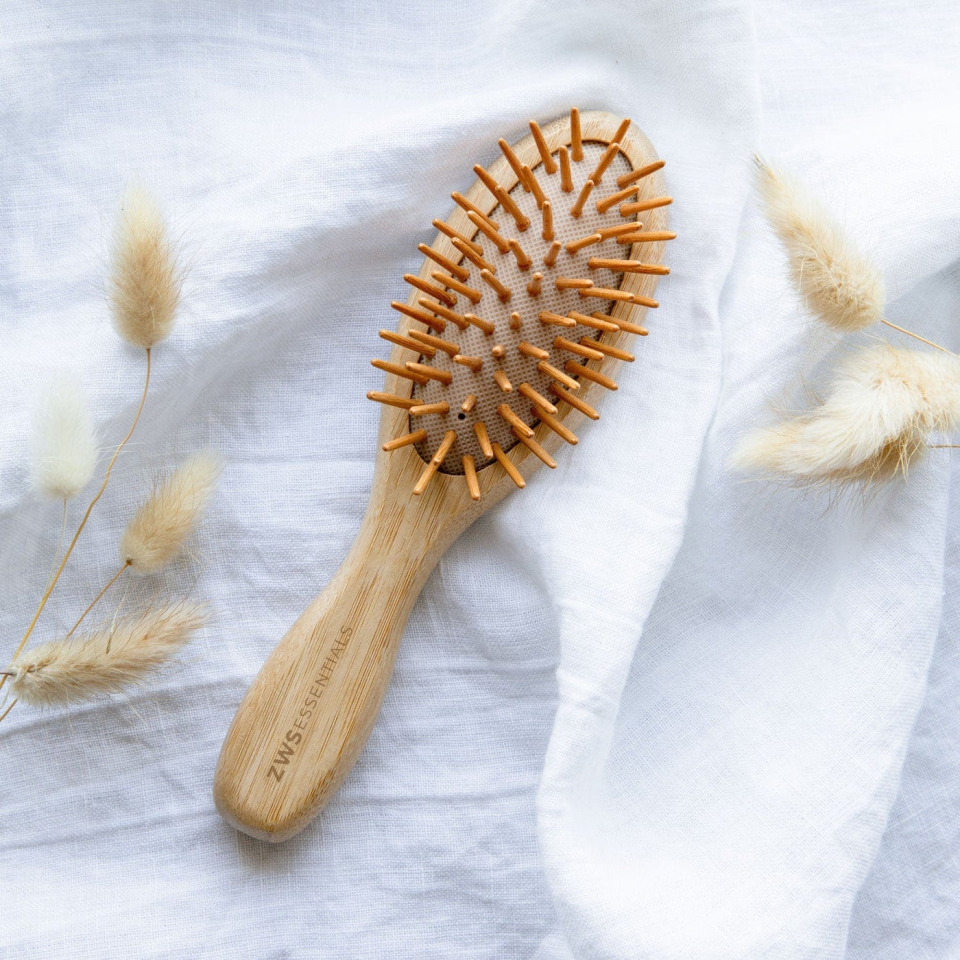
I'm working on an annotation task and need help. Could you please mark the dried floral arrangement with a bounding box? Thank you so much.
[731,158,959,486]
[0,187,219,724]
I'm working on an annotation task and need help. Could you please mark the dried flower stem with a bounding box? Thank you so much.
[880,318,953,355]
[0,349,151,696]
[0,699,17,723]
[62,561,131,641]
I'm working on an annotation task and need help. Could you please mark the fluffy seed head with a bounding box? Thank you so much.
[731,346,960,486]
[109,185,181,348]
[30,372,98,499]
[8,602,208,708]
[120,452,221,574]
[755,157,885,332]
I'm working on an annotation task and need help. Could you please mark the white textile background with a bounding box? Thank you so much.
[1,2,958,957]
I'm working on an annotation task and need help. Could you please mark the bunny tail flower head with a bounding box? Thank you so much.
[754,157,886,333]
[120,452,222,575]
[30,373,98,500]
[6,603,208,708]
[731,346,960,486]
[109,185,182,349]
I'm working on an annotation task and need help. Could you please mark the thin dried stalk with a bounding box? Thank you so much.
[5,603,208,708]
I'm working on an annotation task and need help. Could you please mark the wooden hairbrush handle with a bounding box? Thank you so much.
[214,491,456,842]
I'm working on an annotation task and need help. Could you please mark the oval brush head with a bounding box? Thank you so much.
[370,107,675,498]
[215,109,674,842]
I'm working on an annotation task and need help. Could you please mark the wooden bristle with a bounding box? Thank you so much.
[418,298,470,330]
[380,329,436,357]
[405,274,456,306]
[498,402,534,438]
[518,340,549,360]
[418,243,469,281]
[620,196,673,216]
[588,258,670,275]
[463,455,481,501]
[508,238,531,271]
[579,287,657,307]
[598,221,645,239]
[495,186,530,232]
[595,184,639,214]
[383,429,428,452]
[406,361,453,385]
[537,359,580,391]
[541,201,554,242]
[512,427,557,469]
[544,240,562,266]
[464,311,496,335]
[433,219,482,256]
[452,237,496,273]
[585,337,634,361]
[409,402,451,417]
[518,382,557,415]
[509,312,522,330]
[480,269,512,302]
[526,271,543,297]
[566,232,602,254]
[391,301,446,332]
[549,382,599,420]
[473,164,501,198]
[490,343,506,359]
[434,271,482,304]
[367,391,418,410]
[408,329,460,356]
[538,310,576,328]
[453,354,484,372]
[570,108,583,162]
[616,158,666,189]
[559,146,573,193]
[529,120,558,174]
[413,429,456,496]
[533,406,578,444]
[569,310,618,332]
[474,421,494,458]
[612,118,632,145]
[570,179,595,218]
[564,360,617,390]
[372,359,430,385]
[554,335,603,361]
[616,230,677,244]
[468,211,510,253]
[498,138,528,189]
[493,369,513,392]
[492,441,525,488]
[597,311,648,335]
[521,164,547,209]
[590,142,620,185]
[556,277,593,290]
[452,192,499,231]
[461,393,477,413]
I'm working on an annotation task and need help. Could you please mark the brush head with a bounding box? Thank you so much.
[369,109,674,500]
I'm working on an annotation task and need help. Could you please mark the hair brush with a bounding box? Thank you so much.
[214,108,674,841]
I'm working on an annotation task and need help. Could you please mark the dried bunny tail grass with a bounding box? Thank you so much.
[30,372,98,499]
[731,346,960,485]
[7,602,208,708]
[754,156,885,332]
[109,184,181,348]
[120,452,222,574]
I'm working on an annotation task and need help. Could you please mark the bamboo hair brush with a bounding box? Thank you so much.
[214,109,674,841]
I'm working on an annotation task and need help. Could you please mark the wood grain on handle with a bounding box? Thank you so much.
[213,499,451,842]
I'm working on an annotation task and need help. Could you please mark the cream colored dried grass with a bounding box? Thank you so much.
[30,373,97,500]
[7,602,208,708]
[755,157,886,332]
[121,452,222,574]
[731,346,960,484]
[109,185,181,348]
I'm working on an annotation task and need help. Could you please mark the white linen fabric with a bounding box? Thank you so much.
[1,2,958,957]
